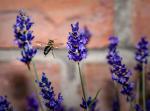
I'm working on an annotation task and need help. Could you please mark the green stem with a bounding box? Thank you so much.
[27,63,45,111]
[52,49,55,58]
[130,101,136,111]
[89,89,101,108]
[113,82,120,111]
[142,63,146,111]
[32,61,39,81]
[136,76,140,104]
[77,62,87,111]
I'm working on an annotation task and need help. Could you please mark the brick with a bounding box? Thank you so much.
[133,0,150,43]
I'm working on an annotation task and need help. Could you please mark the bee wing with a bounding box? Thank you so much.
[53,43,65,48]
[34,41,47,47]
[51,49,55,58]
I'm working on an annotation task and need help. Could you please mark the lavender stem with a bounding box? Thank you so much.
[77,62,88,111]
[142,64,146,111]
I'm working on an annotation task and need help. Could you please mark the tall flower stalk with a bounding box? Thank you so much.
[13,10,37,70]
[106,37,136,111]
[67,22,91,110]
[142,63,146,111]
[78,62,87,102]
[13,10,44,111]
[36,72,63,111]
[135,37,149,111]
[107,37,134,101]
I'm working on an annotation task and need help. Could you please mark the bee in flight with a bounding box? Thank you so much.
[35,39,64,57]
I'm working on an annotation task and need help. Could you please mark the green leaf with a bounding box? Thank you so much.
[88,88,101,108]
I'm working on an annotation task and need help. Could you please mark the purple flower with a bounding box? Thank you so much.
[0,96,13,111]
[80,26,92,45]
[135,37,149,72]
[146,99,150,111]
[134,104,143,111]
[27,94,39,111]
[13,10,37,67]
[20,44,37,64]
[67,22,91,62]
[108,36,119,51]
[36,72,63,111]
[107,36,134,101]
[80,97,99,111]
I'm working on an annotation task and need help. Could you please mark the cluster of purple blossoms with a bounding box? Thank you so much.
[13,10,37,67]
[80,97,99,111]
[146,99,150,111]
[67,22,91,62]
[36,72,63,111]
[81,26,91,44]
[0,96,13,111]
[107,37,134,101]
[135,37,149,72]
[27,94,39,111]
[134,104,143,111]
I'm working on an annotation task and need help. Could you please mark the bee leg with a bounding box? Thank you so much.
[51,49,55,58]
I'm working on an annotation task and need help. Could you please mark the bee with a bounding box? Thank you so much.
[35,39,64,57]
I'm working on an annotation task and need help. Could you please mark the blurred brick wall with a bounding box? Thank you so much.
[0,0,113,48]
[0,0,150,111]
[133,0,150,42]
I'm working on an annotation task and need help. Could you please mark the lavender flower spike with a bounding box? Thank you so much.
[36,72,63,111]
[135,37,149,72]
[0,96,13,111]
[80,96,99,111]
[13,10,37,68]
[67,22,91,62]
[27,94,39,111]
[107,36,134,101]
[134,104,143,111]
